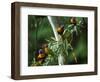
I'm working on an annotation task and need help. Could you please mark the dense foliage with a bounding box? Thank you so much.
[28,15,87,66]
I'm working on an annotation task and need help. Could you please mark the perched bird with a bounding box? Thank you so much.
[57,25,64,35]
[70,17,77,25]
[36,49,46,64]
[37,49,45,59]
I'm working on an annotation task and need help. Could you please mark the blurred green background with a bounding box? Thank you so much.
[28,15,88,66]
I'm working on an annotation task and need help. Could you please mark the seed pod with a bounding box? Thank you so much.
[44,47,48,54]
[44,44,48,54]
